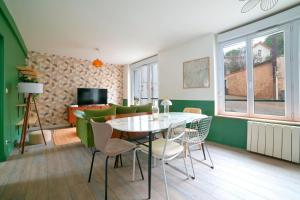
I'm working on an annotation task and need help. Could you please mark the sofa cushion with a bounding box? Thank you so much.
[117,106,137,114]
[84,106,116,120]
[131,103,152,113]
[109,103,137,114]
[91,116,106,122]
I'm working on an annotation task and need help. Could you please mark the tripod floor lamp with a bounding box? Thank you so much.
[18,82,46,154]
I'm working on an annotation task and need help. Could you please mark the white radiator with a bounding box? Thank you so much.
[247,121,300,163]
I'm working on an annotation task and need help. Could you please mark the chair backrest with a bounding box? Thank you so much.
[162,120,186,156]
[183,107,202,114]
[90,120,113,152]
[188,116,212,142]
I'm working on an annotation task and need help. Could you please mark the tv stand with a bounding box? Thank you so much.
[67,104,109,126]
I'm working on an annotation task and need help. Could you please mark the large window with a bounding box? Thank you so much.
[217,20,300,122]
[131,57,158,105]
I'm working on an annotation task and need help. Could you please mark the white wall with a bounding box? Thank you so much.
[158,34,216,100]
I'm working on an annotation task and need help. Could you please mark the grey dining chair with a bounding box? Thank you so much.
[88,120,144,200]
[185,116,214,179]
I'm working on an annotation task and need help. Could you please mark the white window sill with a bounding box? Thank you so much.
[216,114,300,126]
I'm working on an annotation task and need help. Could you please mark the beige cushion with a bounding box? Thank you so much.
[141,138,183,158]
[29,130,52,145]
[184,128,202,143]
[184,128,198,133]
[104,138,136,156]
[183,107,202,114]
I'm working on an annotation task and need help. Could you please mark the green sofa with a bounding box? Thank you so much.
[76,103,152,147]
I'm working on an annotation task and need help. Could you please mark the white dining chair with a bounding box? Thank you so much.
[183,107,202,157]
[132,120,189,200]
[89,120,144,200]
[185,116,214,179]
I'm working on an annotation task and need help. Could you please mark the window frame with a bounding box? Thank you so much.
[218,37,249,118]
[292,20,300,121]
[217,23,297,121]
[250,25,292,121]
[130,56,158,105]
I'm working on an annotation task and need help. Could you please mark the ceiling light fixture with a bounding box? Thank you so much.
[92,48,104,68]
[240,0,279,13]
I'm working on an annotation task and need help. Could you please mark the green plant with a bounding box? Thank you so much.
[18,74,38,83]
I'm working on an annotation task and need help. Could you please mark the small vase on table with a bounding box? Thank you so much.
[152,100,160,120]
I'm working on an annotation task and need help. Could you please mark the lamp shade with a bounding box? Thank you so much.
[161,99,172,106]
[92,59,104,68]
[18,82,43,94]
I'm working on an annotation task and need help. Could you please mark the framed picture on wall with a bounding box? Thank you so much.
[183,57,210,88]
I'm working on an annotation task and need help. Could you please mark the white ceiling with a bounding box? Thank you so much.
[5,0,300,64]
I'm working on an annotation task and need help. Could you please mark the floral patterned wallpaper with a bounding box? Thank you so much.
[27,51,123,127]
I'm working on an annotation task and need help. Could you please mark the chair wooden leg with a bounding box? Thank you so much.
[198,143,202,150]
[153,157,157,167]
[120,154,123,167]
[88,150,98,182]
[114,155,119,168]
[105,156,109,200]
[183,143,188,158]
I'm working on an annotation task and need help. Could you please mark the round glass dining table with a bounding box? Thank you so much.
[106,112,208,199]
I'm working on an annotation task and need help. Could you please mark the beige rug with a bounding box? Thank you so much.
[53,127,81,146]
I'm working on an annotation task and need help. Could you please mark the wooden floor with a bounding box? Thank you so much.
[0,141,300,200]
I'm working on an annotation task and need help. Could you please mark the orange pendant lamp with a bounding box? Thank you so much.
[92,48,104,68]
[92,58,104,68]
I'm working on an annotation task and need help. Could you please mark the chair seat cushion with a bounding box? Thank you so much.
[109,103,137,114]
[84,106,117,120]
[184,128,198,133]
[184,128,203,143]
[141,138,183,158]
[104,138,136,156]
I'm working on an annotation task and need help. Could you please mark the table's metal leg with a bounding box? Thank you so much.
[148,132,153,199]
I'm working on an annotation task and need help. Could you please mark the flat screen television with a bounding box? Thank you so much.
[77,88,107,105]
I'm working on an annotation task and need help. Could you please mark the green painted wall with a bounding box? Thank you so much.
[123,99,248,149]
[169,100,247,149]
[210,116,247,149]
[0,1,27,161]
